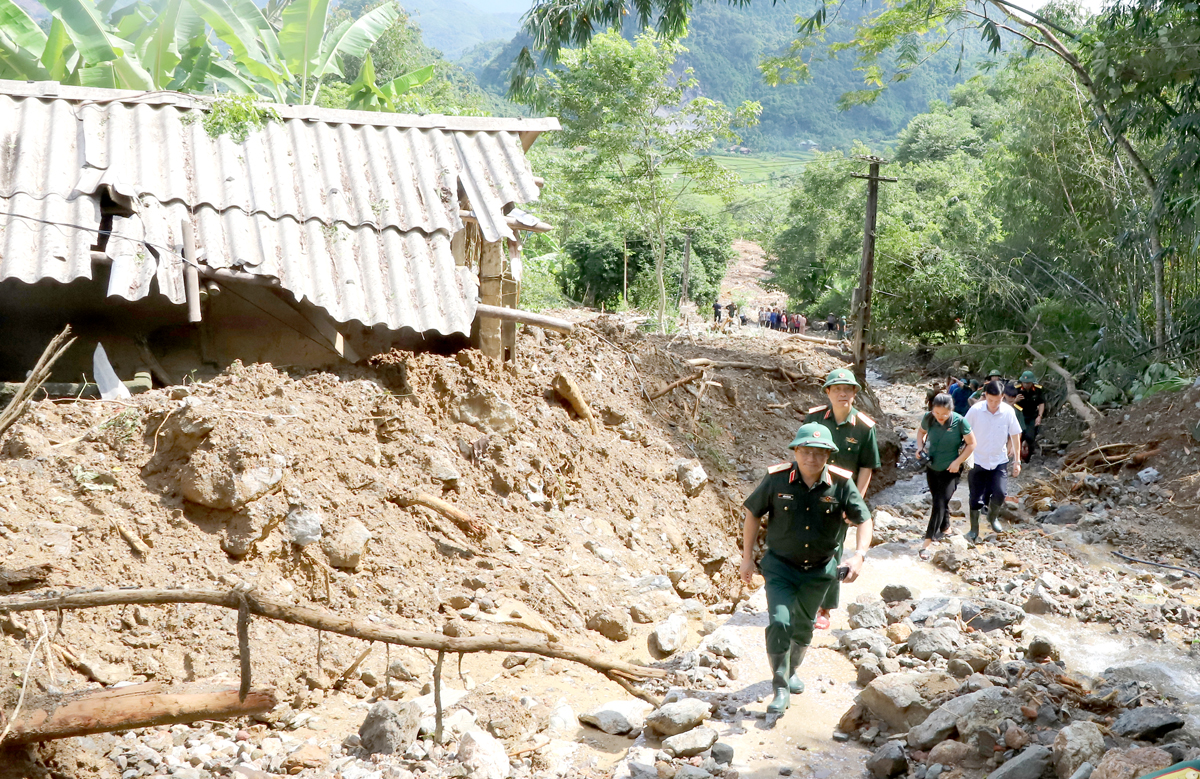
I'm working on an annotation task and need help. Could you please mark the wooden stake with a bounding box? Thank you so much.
[389,491,487,540]
[552,372,599,434]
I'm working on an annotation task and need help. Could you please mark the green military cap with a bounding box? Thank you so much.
[822,367,861,389]
[788,422,840,451]
[986,368,1004,379]
[1019,370,1038,383]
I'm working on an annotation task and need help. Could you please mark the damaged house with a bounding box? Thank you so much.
[0,79,559,387]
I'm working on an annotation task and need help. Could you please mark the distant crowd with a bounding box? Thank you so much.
[712,301,848,336]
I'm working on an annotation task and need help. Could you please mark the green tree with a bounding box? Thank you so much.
[529,29,759,330]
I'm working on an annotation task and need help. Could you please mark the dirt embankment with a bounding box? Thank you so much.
[0,315,881,777]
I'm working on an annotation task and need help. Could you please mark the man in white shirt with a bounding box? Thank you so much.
[963,381,1023,542]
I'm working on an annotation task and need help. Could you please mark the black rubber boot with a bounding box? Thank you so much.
[766,652,791,714]
[788,642,807,694]
[988,501,1003,533]
[966,510,980,542]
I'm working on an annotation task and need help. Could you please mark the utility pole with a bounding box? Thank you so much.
[850,156,896,381]
[679,228,694,305]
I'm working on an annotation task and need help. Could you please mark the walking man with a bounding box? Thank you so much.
[963,381,1023,541]
[804,368,880,630]
[1014,371,1045,461]
[740,423,873,715]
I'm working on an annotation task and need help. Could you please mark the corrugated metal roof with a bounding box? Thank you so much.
[0,80,557,336]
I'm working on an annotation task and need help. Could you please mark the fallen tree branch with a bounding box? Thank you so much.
[0,682,276,744]
[552,372,599,434]
[475,305,573,336]
[1023,337,1097,429]
[786,332,842,346]
[649,372,703,400]
[0,587,666,687]
[0,326,76,442]
[681,357,815,385]
[389,491,487,540]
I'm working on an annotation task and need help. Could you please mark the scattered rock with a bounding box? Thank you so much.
[987,745,1051,779]
[908,688,1007,750]
[848,602,888,630]
[910,597,962,624]
[580,700,652,735]
[886,622,913,645]
[652,612,688,655]
[907,628,958,660]
[947,659,974,678]
[1044,504,1085,525]
[359,700,421,755]
[961,598,1025,632]
[711,742,734,765]
[322,518,371,570]
[1090,747,1173,779]
[1006,725,1031,750]
[458,730,510,779]
[1054,722,1104,779]
[674,459,709,497]
[857,672,959,731]
[283,506,323,546]
[646,698,711,737]
[866,742,908,778]
[547,700,579,738]
[954,688,1025,743]
[1023,583,1060,615]
[881,584,914,603]
[1025,635,1060,662]
[928,740,973,767]
[952,644,996,672]
[587,609,632,642]
[703,632,742,659]
[281,743,327,772]
[662,726,718,758]
[1111,707,1185,742]
[1137,467,1161,485]
[841,628,891,658]
[452,391,520,434]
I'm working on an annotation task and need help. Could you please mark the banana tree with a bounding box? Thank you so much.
[346,52,433,111]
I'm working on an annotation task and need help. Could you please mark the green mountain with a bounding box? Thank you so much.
[399,0,521,59]
[463,1,988,151]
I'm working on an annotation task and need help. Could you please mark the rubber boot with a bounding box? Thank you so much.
[788,642,807,694]
[966,510,980,543]
[988,501,1003,534]
[766,652,791,714]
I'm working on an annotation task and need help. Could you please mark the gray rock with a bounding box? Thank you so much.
[651,612,688,655]
[452,391,520,434]
[947,659,974,678]
[907,628,958,660]
[858,662,883,687]
[703,632,742,659]
[953,644,997,672]
[284,507,323,546]
[612,747,657,779]
[881,584,914,603]
[1066,763,1094,779]
[1026,635,1060,662]
[458,730,510,779]
[955,688,1024,744]
[674,459,709,497]
[866,742,908,778]
[674,767,712,779]
[911,597,962,624]
[1023,584,1059,615]
[711,742,734,765]
[322,519,370,570]
[1111,707,1186,742]
[857,672,959,731]
[1044,504,1084,525]
[907,687,1007,750]
[849,602,888,630]
[1037,571,1075,596]
[548,701,578,737]
[960,598,1025,632]
[580,700,652,735]
[987,745,1052,779]
[359,701,421,755]
[1138,467,1161,485]
[645,698,711,737]
[1053,722,1104,779]
[587,609,632,642]
[841,628,891,658]
[662,726,718,758]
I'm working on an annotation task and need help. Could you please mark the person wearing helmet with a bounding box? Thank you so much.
[969,369,1005,407]
[804,367,881,631]
[1014,371,1045,461]
[740,423,873,716]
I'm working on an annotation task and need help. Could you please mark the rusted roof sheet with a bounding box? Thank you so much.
[0,81,557,336]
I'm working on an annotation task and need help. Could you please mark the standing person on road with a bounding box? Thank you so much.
[963,381,1022,542]
[798,312,807,334]
[946,376,973,416]
[826,313,837,332]
[740,423,873,715]
[969,369,1004,406]
[804,368,880,630]
[726,301,738,325]
[1014,371,1045,461]
[916,393,976,560]
[713,301,722,323]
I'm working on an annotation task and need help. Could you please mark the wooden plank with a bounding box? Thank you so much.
[269,291,361,363]
[478,240,504,360]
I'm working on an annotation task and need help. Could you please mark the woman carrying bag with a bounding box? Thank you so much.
[915,393,976,560]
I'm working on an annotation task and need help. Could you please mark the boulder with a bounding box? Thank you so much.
[866,742,909,778]
[947,659,974,678]
[580,700,652,735]
[359,701,421,755]
[907,628,958,660]
[1045,504,1085,525]
[711,742,734,765]
[662,726,718,758]
[952,644,997,672]
[674,459,709,497]
[954,688,1025,743]
[1090,747,1173,779]
[645,699,711,737]
[987,745,1052,779]
[1111,707,1186,742]
[587,609,633,642]
[322,519,371,570]
[849,602,888,630]
[1054,721,1105,779]
[928,740,973,767]
[881,584,915,603]
[911,597,962,624]
[960,598,1025,632]
[458,730,510,779]
[1023,583,1060,615]
[841,628,892,658]
[180,448,286,510]
[908,688,1007,750]
[651,612,688,655]
[1026,635,1060,662]
[857,672,959,731]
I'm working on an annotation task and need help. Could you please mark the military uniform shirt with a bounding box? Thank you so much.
[743,462,872,565]
[1016,385,1044,425]
[804,406,882,475]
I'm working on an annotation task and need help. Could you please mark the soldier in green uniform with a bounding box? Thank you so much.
[969,369,1005,406]
[1014,370,1045,461]
[804,368,881,630]
[740,422,873,714]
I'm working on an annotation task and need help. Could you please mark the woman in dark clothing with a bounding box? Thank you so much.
[915,393,976,560]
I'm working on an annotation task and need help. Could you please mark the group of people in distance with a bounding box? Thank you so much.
[738,364,1047,716]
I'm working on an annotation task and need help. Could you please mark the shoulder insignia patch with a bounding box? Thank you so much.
[807,405,827,414]
[828,464,854,479]
[767,462,792,474]
[857,412,875,428]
